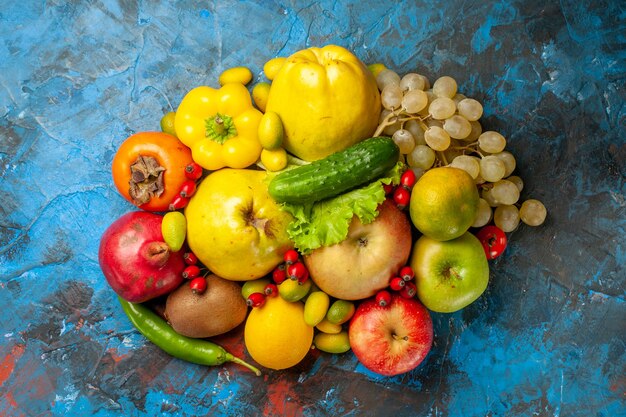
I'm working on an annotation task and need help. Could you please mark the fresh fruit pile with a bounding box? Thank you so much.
[98,45,547,377]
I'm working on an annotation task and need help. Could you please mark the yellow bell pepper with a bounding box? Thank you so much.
[266,45,381,161]
[174,83,263,170]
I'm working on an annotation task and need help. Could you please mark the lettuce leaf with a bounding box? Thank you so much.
[280,162,405,254]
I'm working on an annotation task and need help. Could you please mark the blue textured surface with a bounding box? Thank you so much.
[1,1,624,416]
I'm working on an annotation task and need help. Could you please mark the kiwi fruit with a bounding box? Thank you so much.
[165,273,247,338]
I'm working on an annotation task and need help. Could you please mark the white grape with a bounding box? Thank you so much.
[452,93,467,105]
[381,84,403,110]
[400,73,426,91]
[379,109,401,136]
[490,180,520,205]
[479,155,506,182]
[494,205,520,232]
[432,76,457,98]
[472,198,493,228]
[420,74,431,90]
[482,188,499,207]
[478,131,507,153]
[443,115,472,139]
[376,69,401,91]
[450,155,480,179]
[402,89,428,114]
[392,129,416,154]
[407,145,436,170]
[426,118,443,128]
[520,199,547,226]
[457,98,484,121]
[464,120,483,142]
[424,126,451,151]
[506,175,524,192]
[493,151,516,177]
[429,97,456,120]
[405,119,427,146]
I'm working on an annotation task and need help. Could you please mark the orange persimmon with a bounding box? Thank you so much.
[112,132,195,212]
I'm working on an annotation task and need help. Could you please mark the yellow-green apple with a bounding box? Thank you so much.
[184,168,294,281]
[303,199,412,300]
[348,294,433,376]
[410,231,489,313]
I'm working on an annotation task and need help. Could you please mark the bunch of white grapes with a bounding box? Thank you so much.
[374,69,547,232]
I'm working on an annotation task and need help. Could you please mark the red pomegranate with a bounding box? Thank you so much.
[99,211,185,302]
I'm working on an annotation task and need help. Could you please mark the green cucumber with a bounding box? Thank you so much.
[268,137,399,204]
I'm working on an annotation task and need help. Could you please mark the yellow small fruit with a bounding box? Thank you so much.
[258,111,284,150]
[244,296,313,370]
[326,300,355,325]
[263,57,287,81]
[367,62,387,79]
[161,211,186,252]
[315,318,342,334]
[160,111,177,136]
[219,66,253,86]
[409,166,480,241]
[303,291,330,327]
[260,148,288,172]
[241,278,270,300]
[314,331,351,354]
[252,82,271,112]
[279,278,312,302]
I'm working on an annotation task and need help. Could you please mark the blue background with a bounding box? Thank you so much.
[0,1,624,416]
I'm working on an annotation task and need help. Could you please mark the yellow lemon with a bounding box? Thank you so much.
[244,296,313,370]
[266,45,381,161]
[161,211,186,252]
[409,167,479,241]
[219,66,253,86]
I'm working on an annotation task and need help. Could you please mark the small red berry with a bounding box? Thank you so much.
[400,282,417,298]
[283,249,300,264]
[383,183,394,195]
[287,262,307,281]
[189,277,207,294]
[400,169,417,189]
[169,195,189,211]
[246,292,266,308]
[375,290,392,307]
[182,265,201,280]
[179,180,197,198]
[389,276,406,291]
[393,187,411,209]
[184,162,203,180]
[297,268,309,285]
[183,252,198,265]
[399,266,415,281]
[272,264,287,284]
[264,283,278,297]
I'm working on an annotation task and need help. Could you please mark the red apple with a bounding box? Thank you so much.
[303,199,412,300]
[349,294,433,376]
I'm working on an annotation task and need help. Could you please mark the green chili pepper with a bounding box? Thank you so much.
[118,297,261,376]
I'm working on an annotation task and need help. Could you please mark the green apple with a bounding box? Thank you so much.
[409,232,489,313]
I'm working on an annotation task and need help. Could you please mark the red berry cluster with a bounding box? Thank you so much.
[374,265,416,307]
[181,250,207,294]
[169,162,203,211]
[246,283,278,308]
[271,249,309,285]
[246,249,308,308]
[385,169,417,210]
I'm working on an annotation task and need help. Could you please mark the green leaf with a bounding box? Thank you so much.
[281,162,406,254]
